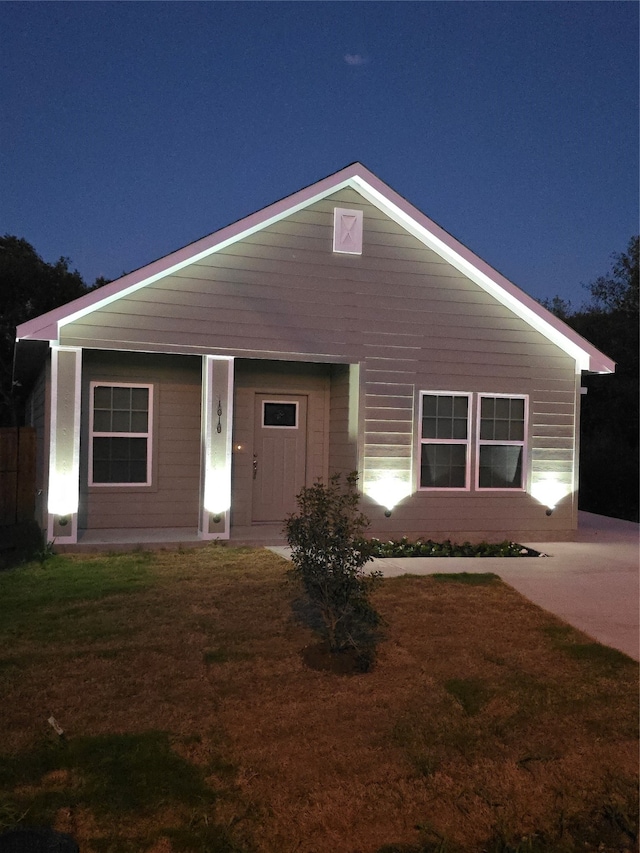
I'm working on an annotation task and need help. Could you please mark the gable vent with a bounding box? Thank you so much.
[333,207,363,255]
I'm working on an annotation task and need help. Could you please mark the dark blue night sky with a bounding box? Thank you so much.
[2,1,638,307]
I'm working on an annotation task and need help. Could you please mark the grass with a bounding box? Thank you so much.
[0,547,637,852]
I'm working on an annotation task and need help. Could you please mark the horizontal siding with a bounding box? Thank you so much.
[328,364,357,475]
[62,185,582,539]
[79,351,202,530]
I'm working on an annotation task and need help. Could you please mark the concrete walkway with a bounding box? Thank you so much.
[270,511,639,661]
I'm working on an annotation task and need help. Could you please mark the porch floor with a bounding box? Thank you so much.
[61,524,287,553]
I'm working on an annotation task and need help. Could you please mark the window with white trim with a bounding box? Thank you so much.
[419,393,471,489]
[90,383,152,485]
[477,395,526,489]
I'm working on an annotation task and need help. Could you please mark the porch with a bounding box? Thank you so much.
[55,523,287,553]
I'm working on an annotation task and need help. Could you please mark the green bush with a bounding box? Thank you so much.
[285,472,382,669]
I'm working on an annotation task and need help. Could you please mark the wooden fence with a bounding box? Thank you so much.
[0,427,36,526]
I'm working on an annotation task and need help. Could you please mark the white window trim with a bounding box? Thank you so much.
[475,393,528,491]
[89,381,154,487]
[261,399,299,430]
[418,391,472,491]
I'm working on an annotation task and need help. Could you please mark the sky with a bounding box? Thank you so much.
[1,1,638,309]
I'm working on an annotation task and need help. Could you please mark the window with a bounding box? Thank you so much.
[262,401,298,428]
[477,395,526,489]
[90,383,152,485]
[419,393,470,489]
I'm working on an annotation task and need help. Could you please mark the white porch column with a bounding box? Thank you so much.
[47,345,82,544]
[200,355,234,539]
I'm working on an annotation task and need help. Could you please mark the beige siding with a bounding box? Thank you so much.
[79,351,201,529]
[328,364,359,475]
[63,185,581,539]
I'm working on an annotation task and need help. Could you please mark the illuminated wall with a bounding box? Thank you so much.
[47,346,82,543]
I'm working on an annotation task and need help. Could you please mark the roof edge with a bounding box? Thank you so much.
[16,162,614,374]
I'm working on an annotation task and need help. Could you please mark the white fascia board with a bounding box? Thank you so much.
[348,171,615,375]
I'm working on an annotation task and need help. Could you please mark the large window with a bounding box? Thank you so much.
[477,395,526,489]
[90,383,152,485]
[419,393,471,489]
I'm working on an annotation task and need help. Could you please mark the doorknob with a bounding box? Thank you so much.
[253,453,258,480]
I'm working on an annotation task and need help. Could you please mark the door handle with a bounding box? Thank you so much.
[253,453,258,480]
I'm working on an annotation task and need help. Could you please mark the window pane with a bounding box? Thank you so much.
[94,386,112,408]
[131,387,149,411]
[422,395,437,417]
[495,397,510,419]
[129,461,147,482]
[422,416,437,439]
[112,410,131,432]
[481,397,494,420]
[422,395,468,440]
[112,387,131,411]
[130,411,148,433]
[93,411,111,432]
[129,438,147,461]
[438,396,453,417]
[436,417,454,440]
[510,398,525,420]
[421,444,467,488]
[453,396,467,417]
[479,445,523,488]
[92,437,147,483]
[493,420,510,441]
[452,417,467,440]
[480,396,525,442]
[509,420,524,441]
[92,460,110,482]
[480,420,494,441]
[263,402,297,427]
[110,461,130,483]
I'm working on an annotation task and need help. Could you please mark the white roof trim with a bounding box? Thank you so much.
[16,163,614,374]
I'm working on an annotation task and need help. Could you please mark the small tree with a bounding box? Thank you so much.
[285,472,382,669]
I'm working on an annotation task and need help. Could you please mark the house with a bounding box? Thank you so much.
[14,163,614,548]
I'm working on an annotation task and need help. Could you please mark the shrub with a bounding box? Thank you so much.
[285,472,382,669]
[364,537,540,558]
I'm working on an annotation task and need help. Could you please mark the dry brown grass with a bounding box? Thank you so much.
[0,546,637,853]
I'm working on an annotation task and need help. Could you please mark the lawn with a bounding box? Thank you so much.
[0,546,637,853]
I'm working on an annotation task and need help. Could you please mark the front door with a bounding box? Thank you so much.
[252,393,308,522]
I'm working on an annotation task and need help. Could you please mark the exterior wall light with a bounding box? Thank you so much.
[365,475,412,513]
[203,470,231,516]
[48,472,80,517]
[530,476,571,514]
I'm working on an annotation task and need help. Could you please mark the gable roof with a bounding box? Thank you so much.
[16,162,614,374]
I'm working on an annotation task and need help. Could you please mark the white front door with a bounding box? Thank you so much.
[251,393,308,522]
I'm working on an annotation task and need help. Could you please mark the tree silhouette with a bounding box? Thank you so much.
[1,236,89,425]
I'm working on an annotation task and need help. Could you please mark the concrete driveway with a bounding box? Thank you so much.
[271,511,639,661]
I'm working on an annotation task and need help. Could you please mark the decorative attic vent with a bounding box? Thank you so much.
[333,207,363,254]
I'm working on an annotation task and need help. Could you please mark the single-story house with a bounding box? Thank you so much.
[14,163,614,548]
